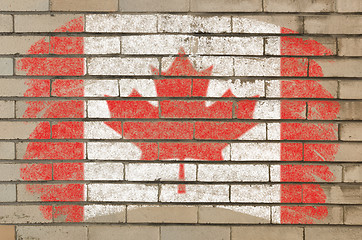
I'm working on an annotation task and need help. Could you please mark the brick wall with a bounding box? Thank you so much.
[0,0,361,239]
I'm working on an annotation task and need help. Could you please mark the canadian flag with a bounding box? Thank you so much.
[17,15,339,224]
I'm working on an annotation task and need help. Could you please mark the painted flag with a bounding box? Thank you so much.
[17,15,339,224]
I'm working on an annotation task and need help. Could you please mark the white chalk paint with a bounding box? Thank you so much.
[84,205,125,221]
[88,184,158,202]
[197,164,269,182]
[160,184,229,202]
[231,185,280,203]
[84,80,119,97]
[158,15,231,33]
[126,163,196,181]
[84,37,121,54]
[231,143,281,161]
[86,14,157,33]
[84,163,124,180]
[87,142,141,160]
[88,57,159,75]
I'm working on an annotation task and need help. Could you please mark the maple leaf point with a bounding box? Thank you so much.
[151,48,213,77]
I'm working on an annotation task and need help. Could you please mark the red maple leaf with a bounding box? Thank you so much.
[105,49,258,193]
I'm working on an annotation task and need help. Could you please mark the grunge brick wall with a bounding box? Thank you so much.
[0,0,362,240]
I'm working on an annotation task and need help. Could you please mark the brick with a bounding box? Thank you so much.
[271,206,343,224]
[0,79,43,97]
[0,225,14,240]
[271,164,343,182]
[318,185,362,204]
[0,164,22,181]
[16,142,84,160]
[231,143,281,161]
[231,185,280,203]
[305,16,362,34]
[190,0,262,12]
[207,79,265,98]
[314,206,343,224]
[232,226,303,240]
[319,81,339,97]
[0,101,15,118]
[120,0,189,12]
[122,35,192,55]
[86,14,157,33]
[17,226,87,240]
[50,79,83,97]
[266,36,337,55]
[0,122,49,139]
[83,205,125,223]
[16,101,84,118]
[0,185,16,202]
[198,164,268,182]
[341,123,362,141]
[338,101,362,120]
[161,226,230,240]
[345,206,362,225]
[16,58,85,76]
[305,227,362,240]
[277,123,338,141]
[89,226,159,240]
[84,80,119,97]
[84,163,124,180]
[0,15,12,32]
[84,122,122,139]
[162,56,233,76]
[87,101,114,118]
[51,122,84,139]
[316,143,362,162]
[310,59,362,77]
[127,205,198,223]
[84,37,121,54]
[51,0,118,11]
[0,205,51,223]
[337,0,362,12]
[242,100,280,119]
[344,165,362,182]
[17,184,85,201]
[266,80,338,98]
[264,0,334,12]
[234,57,281,76]
[340,81,362,99]
[338,38,362,56]
[308,101,362,120]
[199,206,270,224]
[233,16,303,33]
[0,142,15,159]
[159,142,231,161]
[0,36,48,54]
[54,162,121,181]
[88,184,158,202]
[0,58,13,75]
[196,123,266,140]
[118,79,156,97]
[129,122,193,139]
[87,142,154,160]
[195,36,263,55]
[160,184,229,202]
[158,15,231,33]
[126,163,196,181]
[0,0,49,11]
[88,57,159,75]
[15,15,83,32]
[161,101,233,118]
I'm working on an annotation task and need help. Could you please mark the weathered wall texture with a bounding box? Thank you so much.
[0,0,361,239]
